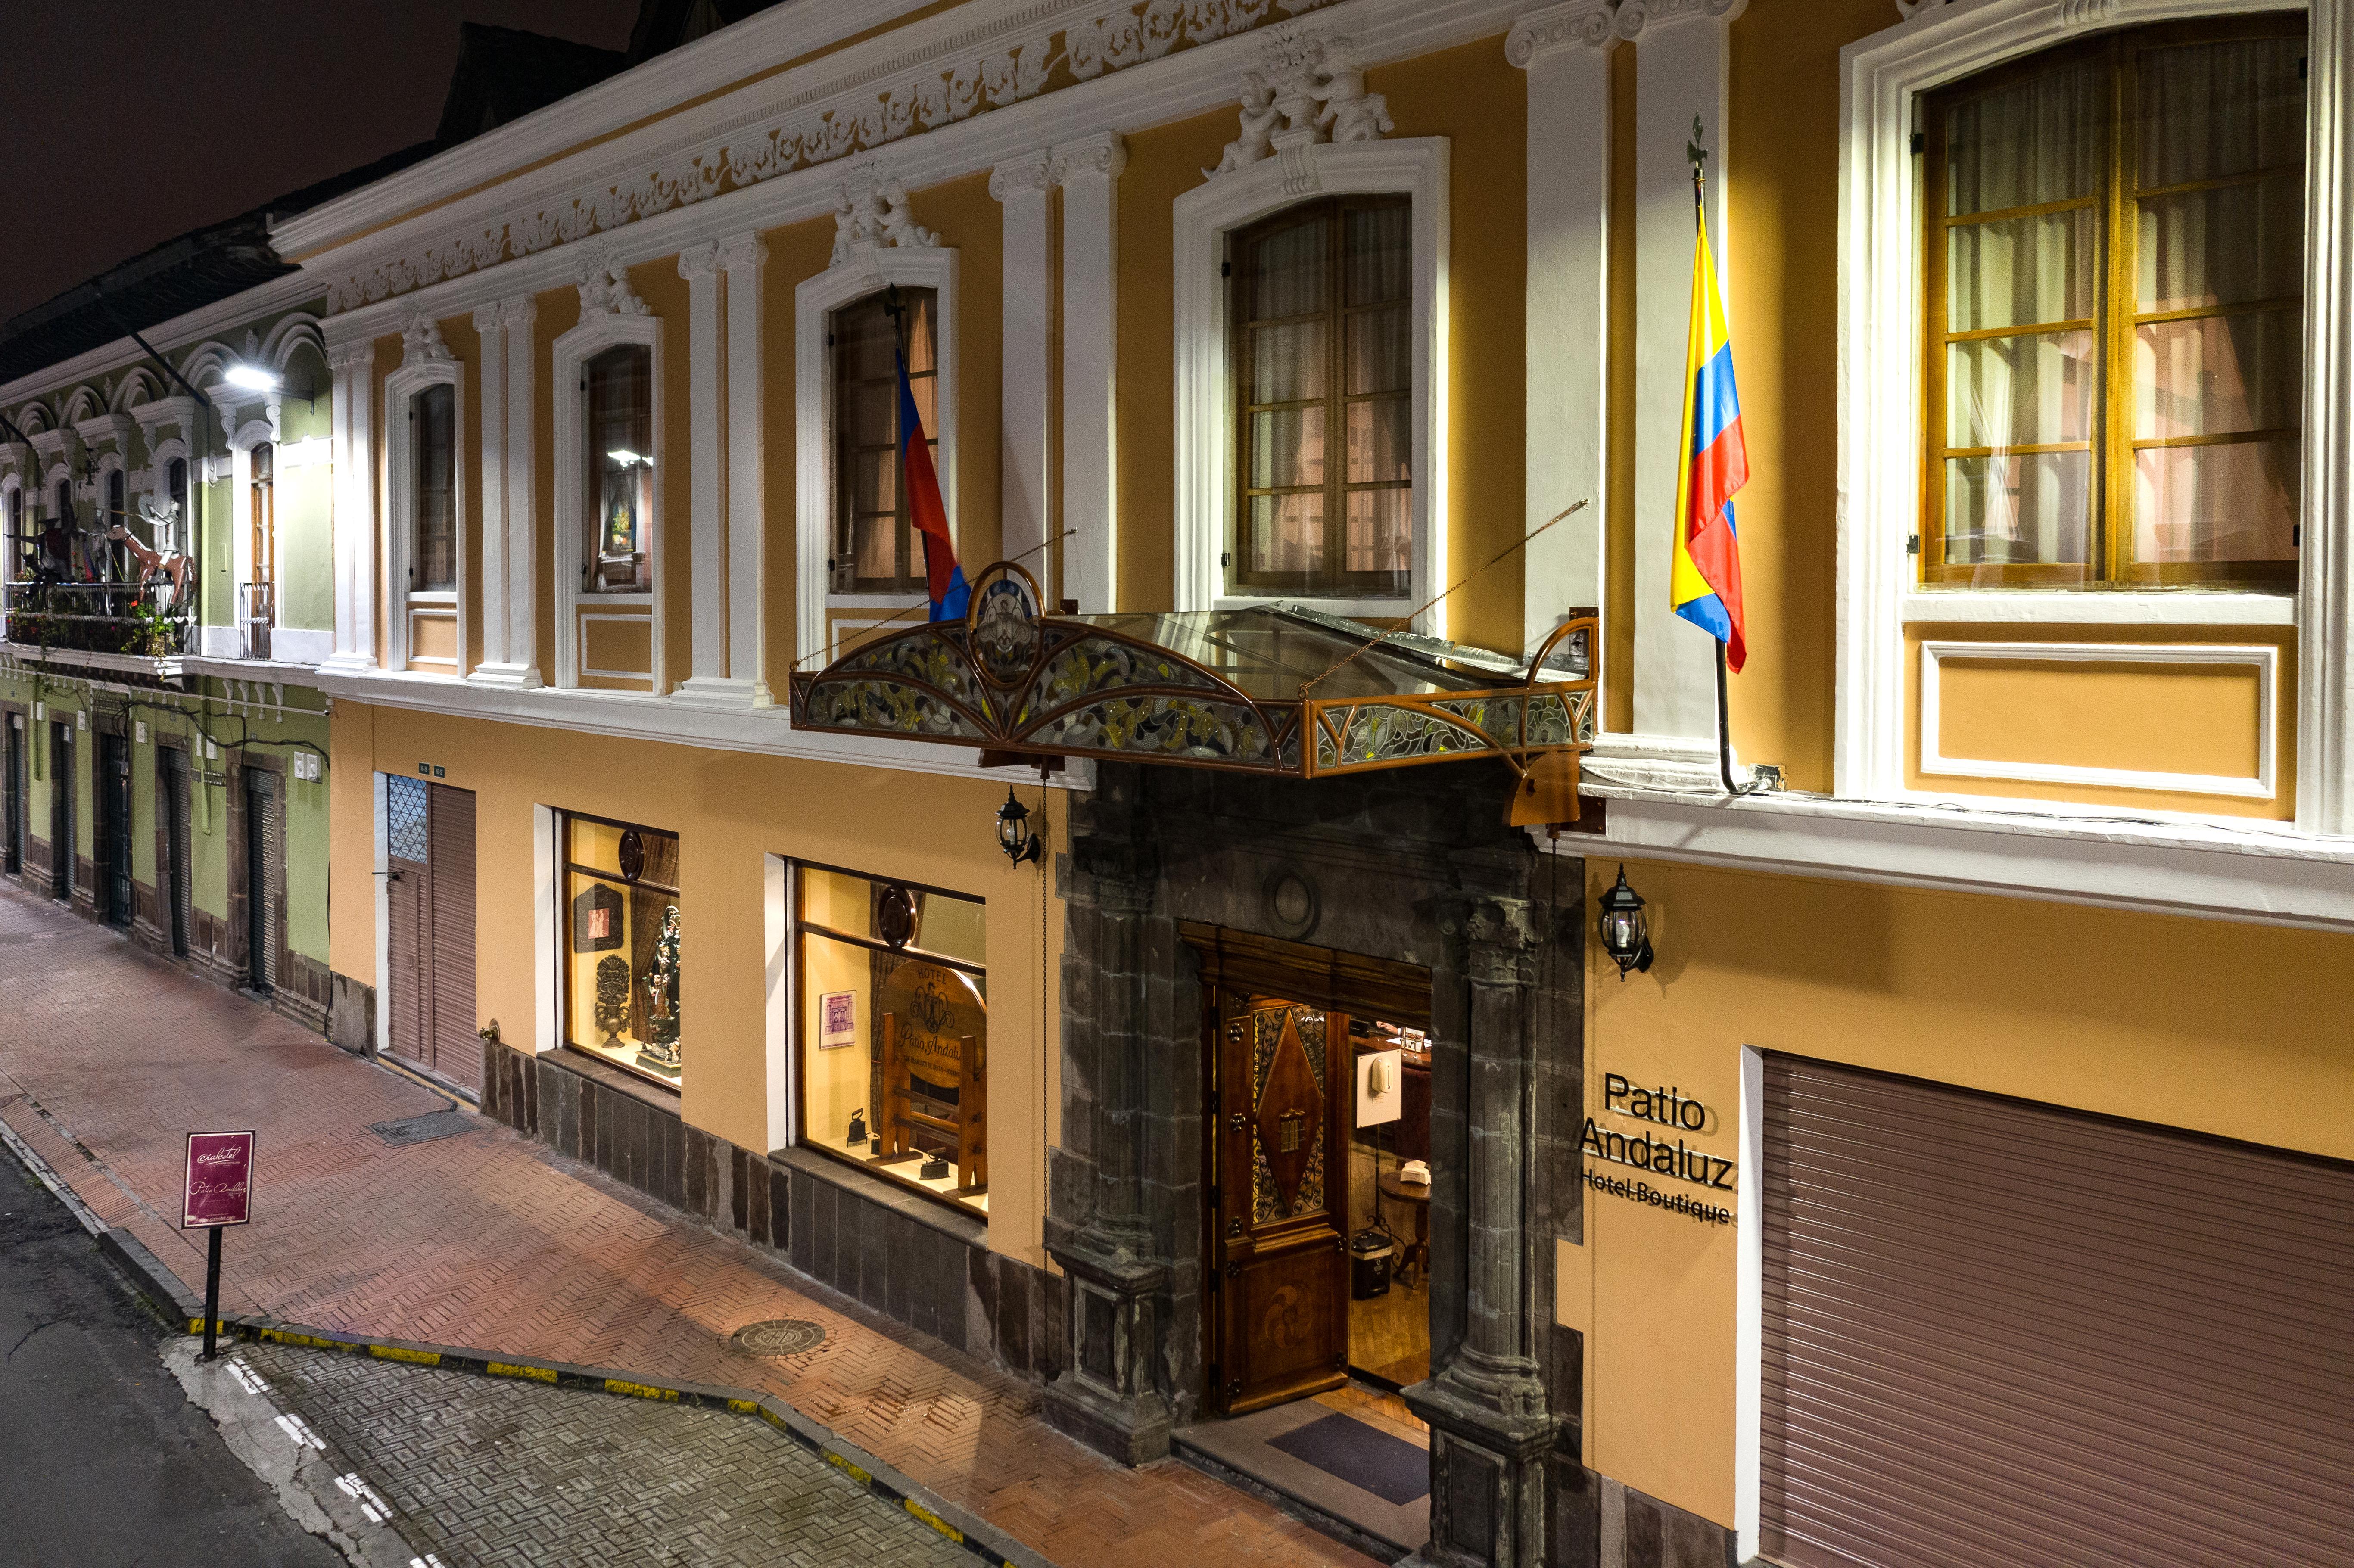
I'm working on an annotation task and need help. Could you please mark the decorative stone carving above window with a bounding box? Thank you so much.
[401,313,454,368]
[575,249,651,317]
[830,174,940,267]
[1205,31,1391,182]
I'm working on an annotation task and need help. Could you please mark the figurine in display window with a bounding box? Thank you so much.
[638,905,682,1073]
[594,954,631,1045]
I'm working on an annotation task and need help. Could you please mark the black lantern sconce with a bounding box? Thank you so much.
[996,787,1043,866]
[1597,865,1653,980]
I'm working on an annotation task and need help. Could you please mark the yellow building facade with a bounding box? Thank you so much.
[287,1,2354,1565]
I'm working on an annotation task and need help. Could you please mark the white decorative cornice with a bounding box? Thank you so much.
[314,0,1340,314]
[678,241,721,280]
[71,412,135,451]
[988,151,1053,200]
[1612,0,1745,35]
[400,313,454,368]
[499,296,539,329]
[1507,0,1619,64]
[1205,29,1392,182]
[324,341,375,373]
[1050,131,1129,184]
[717,233,768,271]
[834,174,941,263]
[576,249,651,316]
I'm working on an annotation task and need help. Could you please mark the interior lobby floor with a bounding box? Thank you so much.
[1175,1382,1431,1562]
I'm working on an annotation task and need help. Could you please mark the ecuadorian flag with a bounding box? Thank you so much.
[1669,209,1748,673]
[897,347,969,622]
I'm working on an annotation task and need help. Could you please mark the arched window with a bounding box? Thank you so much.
[1230,195,1413,600]
[5,486,24,581]
[1921,15,2305,588]
[829,287,938,594]
[51,479,74,578]
[104,468,127,582]
[584,345,653,594]
[412,384,457,592]
[166,458,187,556]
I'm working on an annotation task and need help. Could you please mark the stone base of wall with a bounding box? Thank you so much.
[271,951,333,1036]
[328,972,375,1055]
[1595,1475,1734,1568]
[479,1039,1066,1388]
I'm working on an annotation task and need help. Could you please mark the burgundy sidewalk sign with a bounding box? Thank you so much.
[182,1130,254,1228]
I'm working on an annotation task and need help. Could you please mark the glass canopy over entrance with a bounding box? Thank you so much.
[789,565,1597,812]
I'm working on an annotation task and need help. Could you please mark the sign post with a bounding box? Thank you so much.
[181,1131,254,1360]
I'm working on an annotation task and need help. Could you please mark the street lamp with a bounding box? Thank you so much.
[995,787,1043,866]
[224,363,279,392]
[1596,865,1653,979]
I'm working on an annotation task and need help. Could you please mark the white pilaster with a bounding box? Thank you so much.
[677,243,732,695]
[470,302,509,676]
[1053,133,1124,614]
[2301,0,2354,834]
[721,234,771,703]
[323,340,378,673]
[992,151,1055,579]
[1629,0,1746,741]
[1510,4,1617,657]
[496,297,543,687]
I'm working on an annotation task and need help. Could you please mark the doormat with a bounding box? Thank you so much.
[732,1319,827,1358]
[1267,1412,1430,1506]
[366,1110,473,1147]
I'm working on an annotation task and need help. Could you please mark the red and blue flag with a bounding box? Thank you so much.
[897,348,967,622]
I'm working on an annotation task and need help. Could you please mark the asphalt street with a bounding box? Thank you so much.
[0,1141,342,1568]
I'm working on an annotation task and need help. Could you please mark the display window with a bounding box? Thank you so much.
[560,813,683,1088]
[795,864,987,1216]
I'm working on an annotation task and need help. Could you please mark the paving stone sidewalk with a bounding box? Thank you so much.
[237,1338,971,1568]
[0,884,1369,1568]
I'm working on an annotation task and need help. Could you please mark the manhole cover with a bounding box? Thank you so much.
[367,1109,473,1147]
[733,1319,827,1357]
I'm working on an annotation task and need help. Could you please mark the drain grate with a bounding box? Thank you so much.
[366,1109,473,1148]
[732,1319,827,1358]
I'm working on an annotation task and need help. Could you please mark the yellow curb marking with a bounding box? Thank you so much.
[604,1378,679,1401]
[369,1345,441,1366]
[825,1453,871,1485]
[726,1397,759,1413]
[488,1361,557,1383]
[903,1499,962,1542]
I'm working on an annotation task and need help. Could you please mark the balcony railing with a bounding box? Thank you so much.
[2,579,194,659]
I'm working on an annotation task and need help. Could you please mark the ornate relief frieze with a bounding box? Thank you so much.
[400,313,454,367]
[832,174,941,263]
[1205,29,1391,182]
[575,249,652,316]
[321,0,1352,314]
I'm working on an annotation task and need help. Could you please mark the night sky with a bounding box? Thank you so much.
[0,0,644,329]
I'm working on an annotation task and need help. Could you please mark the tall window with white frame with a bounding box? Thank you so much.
[412,384,457,594]
[584,345,653,594]
[1922,15,2306,591]
[103,469,128,583]
[1230,195,1414,601]
[7,485,27,582]
[51,479,73,577]
[248,442,276,630]
[830,287,939,594]
[165,457,187,557]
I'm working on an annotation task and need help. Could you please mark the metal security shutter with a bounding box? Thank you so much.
[164,750,192,956]
[3,718,21,874]
[426,783,478,1092]
[1760,1055,2354,1568]
[245,771,280,992]
[51,725,73,900]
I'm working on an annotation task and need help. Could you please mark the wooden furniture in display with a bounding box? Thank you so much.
[1378,1170,1431,1287]
[876,959,987,1190]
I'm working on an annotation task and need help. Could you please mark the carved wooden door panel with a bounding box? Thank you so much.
[1208,993,1351,1416]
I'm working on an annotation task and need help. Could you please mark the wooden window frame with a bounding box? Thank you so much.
[828,287,940,598]
[1229,194,1415,601]
[1921,15,2307,591]
[411,382,458,594]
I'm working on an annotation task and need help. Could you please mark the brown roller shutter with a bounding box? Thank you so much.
[426,783,477,1092]
[1759,1055,2354,1568]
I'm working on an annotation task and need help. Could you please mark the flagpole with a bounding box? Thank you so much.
[1690,118,1754,800]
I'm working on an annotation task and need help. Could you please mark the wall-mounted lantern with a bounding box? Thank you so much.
[996,786,1043,866]
[1597,865,1653,980]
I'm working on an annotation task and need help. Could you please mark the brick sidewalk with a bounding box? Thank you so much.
[0,884,1369,1568]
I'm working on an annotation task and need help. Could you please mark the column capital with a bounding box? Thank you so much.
[677,241,721,280]
[1609,0,1747,40]
[717,233,768,272]
[471,301,503,333]
[1050,131,1127,186]
[1507,0,1620,65]
[1453,893,1540,988]
[499,296,538,330]
[323,340,374,374]
[989,149,1053,202]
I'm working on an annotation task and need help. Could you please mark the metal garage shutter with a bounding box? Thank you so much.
[426,783,478,1093]
[1760,1054,2354,1568]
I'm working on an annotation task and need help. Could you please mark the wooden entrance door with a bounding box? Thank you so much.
[3,716,22,875]
[384,777,479,1094]
[161,748,191,956]
[49,724,72,902]
[99,733,132,927]
[1206,990,1354,1415]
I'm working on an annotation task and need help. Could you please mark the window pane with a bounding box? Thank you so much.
[850,447,897,516]
[563,817,683,1089]
[1345,399,1409,485]
[2133,439,2299,565]
[1945,331,2097,449]
[2136,175,2304,312]
[585,345,652,594]
[1943,451,2092,569]
[2136,308,2301,440]
[1251,320,1327,404]
[1344,488,1413,581]
[903,291,938,375]
[1248,405,1326,489]
[908,374,938,439]
[1344,204,1410,306]
[2135,37,2306,190]
[835,302,897,381]
[1945,61,2105,216]
[1247,492,1326,577]
[414,383,456,592]
[1346,305,1410,396]
[1947,210,2098,332]
[1248,217,1327,320]
[852,513,897,581]
[841,380,894,446]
